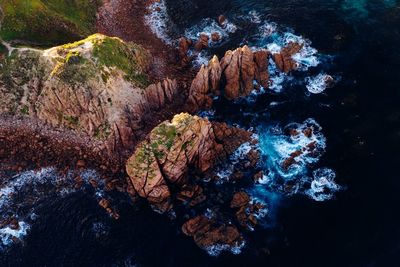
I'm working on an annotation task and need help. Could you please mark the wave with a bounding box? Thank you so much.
[255,118,339,200]
[0,167,105,248]
[144,0,174,44]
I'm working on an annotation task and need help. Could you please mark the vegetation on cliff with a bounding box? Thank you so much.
[0,0,102,46]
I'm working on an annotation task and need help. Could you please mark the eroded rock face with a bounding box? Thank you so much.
[221,46,255,99]
[187,46,271,110]
[187,55,221,112]
[0,34,180,155]
[126,113,224,212]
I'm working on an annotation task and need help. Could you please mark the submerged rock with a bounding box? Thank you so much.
[182,215,244,253]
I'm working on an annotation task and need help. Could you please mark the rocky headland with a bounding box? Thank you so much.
[0,0,304,254]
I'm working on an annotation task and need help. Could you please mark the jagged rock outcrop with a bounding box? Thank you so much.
[186,42,305,111]
[272,42,303,73]
[253,50,270,88]
[187,46,271,110]
[125,113,255,212]
[221,45,255,99]
[187,55,221,112]
[0,34,180,155]
[178,37,193,66]
[125,113,223,212]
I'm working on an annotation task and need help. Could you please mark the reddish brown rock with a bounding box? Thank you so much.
[194,33,209,51]
[176,184,206,206]
[178,37,193,66]
[231,192,250,208]
[182,215,244,251]
[211,32,221,42]
[144,78,179,111]
[187,56,221,111]
[187,46,273,108]
[253,50,270,88]
[272,42,303,73]
[218,15,227,27]
[231,193,266,231]
[126,114,224,212]
[302,127,313,138]
[220,46,256,99]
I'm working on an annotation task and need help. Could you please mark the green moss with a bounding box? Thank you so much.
[94,122,111,140]
[0,42,7,56]
[152,123,177,150]
[63,115,79,126]
[92,36,150,87]
[20,105,28,115]
[0,0,102,46]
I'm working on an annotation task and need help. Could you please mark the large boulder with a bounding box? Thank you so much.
[126,113,223,212]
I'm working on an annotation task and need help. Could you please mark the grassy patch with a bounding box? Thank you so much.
[0,0,102,46]
[92,36,150,87]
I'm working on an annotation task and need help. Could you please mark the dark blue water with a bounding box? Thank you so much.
[1,0,400,266]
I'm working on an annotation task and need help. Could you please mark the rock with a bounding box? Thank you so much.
[272,42,303,73]
[0,34,180,156]
[126,113,254,213]
[187,56,221,111]
[182,215,244,251]
[218,15,227,27]
[302,127,313,138]
[177,184,206,206]
[282,156,297,170]
[231,193,266,231]
[188,45,271,107]
[230,192,250,208]
[76,159,86,168]
[144,78,179,111]
[253,50,270,88]
[178,37,192,66]
[126,113,224,212]
[211,32,221,42]
[194,33,209,52]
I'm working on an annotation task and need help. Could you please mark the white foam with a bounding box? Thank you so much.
[0,221,30,247]
[0,167,104,247]
[305,73,333,94]
[205,240,245,256]
[258,118,329,195]
[305,168,340,201]
[144,0,173,44]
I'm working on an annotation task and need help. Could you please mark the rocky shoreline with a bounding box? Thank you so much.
[0,0,313,254]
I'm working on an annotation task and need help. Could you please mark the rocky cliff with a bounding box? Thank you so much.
[0,34,180,157]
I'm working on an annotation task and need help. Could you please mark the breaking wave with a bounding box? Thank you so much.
[256,118,340,200]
